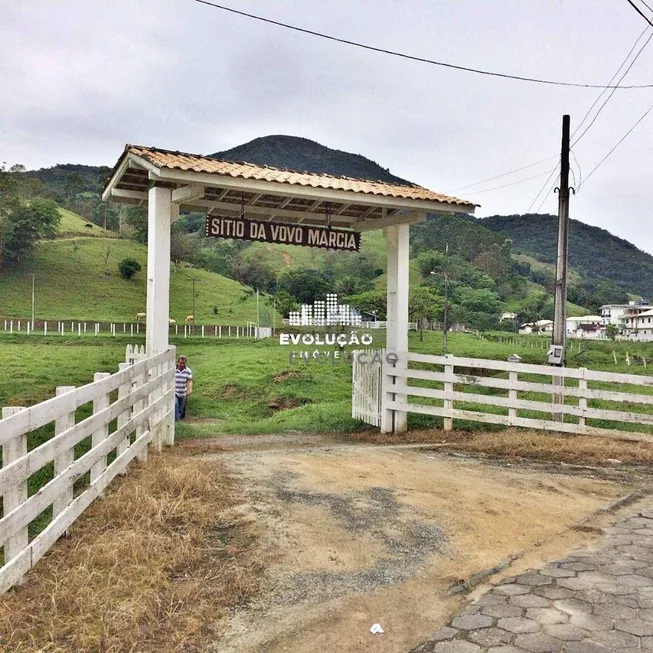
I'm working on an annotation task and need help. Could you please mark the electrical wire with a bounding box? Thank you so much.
[626,0,653,28]
[571,26,651,143]
[572,28,653,147]
[535,172,561,214]
[579,99,653,187]
[527,165,560,214]
[448,155,558,193]
[191,0,653,89]
[461,169,558,196]
[570,150,583,188]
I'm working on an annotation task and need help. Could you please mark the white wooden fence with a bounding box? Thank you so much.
[1,320,267,339]
[351,349,384,427]
[0,345,176,594]
[353,351,653,440]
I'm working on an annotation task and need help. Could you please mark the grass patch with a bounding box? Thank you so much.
[0,451,262,653]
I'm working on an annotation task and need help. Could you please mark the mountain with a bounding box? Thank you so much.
[210,135,413,185]
[480,214,653,299]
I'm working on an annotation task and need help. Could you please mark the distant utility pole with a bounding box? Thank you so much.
[31,274,35,328]
[191,277,196,318]
[256,289,260,331]
[552,115,571,365]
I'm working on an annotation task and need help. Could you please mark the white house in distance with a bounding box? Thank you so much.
[519,319,553,335]
[566,315,603,339]
[600,303,629,326]
[624,308,653,341]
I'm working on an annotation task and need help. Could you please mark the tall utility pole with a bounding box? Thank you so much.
[552,115,571,365]
[443,242,449,354]
[31,274,35,329]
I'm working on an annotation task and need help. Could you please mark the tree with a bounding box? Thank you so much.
[231,252,277,292]
[277,268,330,304]
[170,231,199,267]
[118,257,141,279]
[64,172,84,199]
[124,205,148,243]
[606,324,618,341]
[1,198,61,266]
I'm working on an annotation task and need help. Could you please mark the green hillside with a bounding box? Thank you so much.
[481,214,653,299]
[0,210,274,324]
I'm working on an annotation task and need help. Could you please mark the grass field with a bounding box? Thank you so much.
[0,238,278,325]
[2,330,652,440]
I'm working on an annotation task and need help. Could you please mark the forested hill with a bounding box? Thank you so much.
[480,214,653,298]
[210,135,413,185]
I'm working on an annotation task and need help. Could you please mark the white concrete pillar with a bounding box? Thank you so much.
[383,224,410,433]
[146,186,172,356]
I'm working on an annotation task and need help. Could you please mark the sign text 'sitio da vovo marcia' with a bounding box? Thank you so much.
[205,216,360,252]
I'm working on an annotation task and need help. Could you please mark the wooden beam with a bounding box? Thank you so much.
[199,203,354,228]
[111,188,148,201]
[171,184,205,204]
[354,210,425,232]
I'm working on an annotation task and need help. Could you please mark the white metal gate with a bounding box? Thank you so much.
[351,349,384,426]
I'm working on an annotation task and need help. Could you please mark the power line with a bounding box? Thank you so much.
[579,99,653,187]
[625,0,653,28]
[456,23,650,198]
[527,165,560,213]
[571,26,651,143]
[461,168,558,196]
[191,0,653,89]
[571,28,653,147]
[448,156,558,193]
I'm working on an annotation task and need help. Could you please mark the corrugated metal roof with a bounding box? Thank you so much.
[120,145,475,208]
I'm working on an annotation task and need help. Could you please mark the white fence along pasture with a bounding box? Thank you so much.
[2,320,266,339]
[353,351,653,440]
[0,345,176,594]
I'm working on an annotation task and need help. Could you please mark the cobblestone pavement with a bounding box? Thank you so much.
[411,506,653,653]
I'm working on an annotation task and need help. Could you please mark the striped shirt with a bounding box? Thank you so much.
[175,367,192,397]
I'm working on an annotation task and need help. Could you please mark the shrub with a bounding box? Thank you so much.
[118,257,141,280]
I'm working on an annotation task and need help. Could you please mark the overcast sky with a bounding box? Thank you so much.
[2,1,652,253]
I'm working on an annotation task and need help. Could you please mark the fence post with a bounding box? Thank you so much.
[201,325,205,338]
[443,354,454,431]
[90,372,111,490]
[219,326,222,338]
[509,370,518,424]
[578,368,587,428]
[165,351,175,446]
[2,406,28,584]
[53,385,76,532]
[9,321,12,334]
[44,321,48,336]
[78,323,81,337]
[132,359,147,463]
[116,362,131,471]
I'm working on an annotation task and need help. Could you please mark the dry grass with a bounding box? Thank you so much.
[352,428,653,466]
[0,452,262,653]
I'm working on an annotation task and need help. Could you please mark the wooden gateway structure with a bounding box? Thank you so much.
[102,144,476,433]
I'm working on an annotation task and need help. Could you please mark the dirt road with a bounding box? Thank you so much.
[181,435,630,652]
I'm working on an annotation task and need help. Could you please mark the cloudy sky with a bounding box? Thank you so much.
[2,1,652,253]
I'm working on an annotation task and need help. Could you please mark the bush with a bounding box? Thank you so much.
[118,257,141,280]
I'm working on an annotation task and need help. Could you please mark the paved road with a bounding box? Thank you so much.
[411,504,653,653]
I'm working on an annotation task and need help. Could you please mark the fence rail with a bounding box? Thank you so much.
[353,351,653,440]
[0,345,176,594]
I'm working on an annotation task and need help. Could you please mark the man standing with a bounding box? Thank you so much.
[175,355,193,421]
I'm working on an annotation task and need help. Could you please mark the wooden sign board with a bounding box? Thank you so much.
[205,216,360,252]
